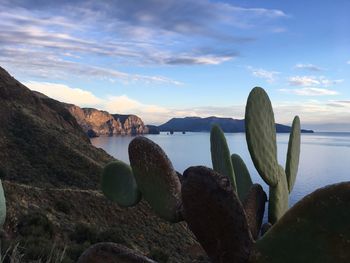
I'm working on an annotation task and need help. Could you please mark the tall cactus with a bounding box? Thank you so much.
[245,87,301,223]
[210,124,237,192]
[101,160,141,207]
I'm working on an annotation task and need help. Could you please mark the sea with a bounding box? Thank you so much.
[91,132,350,207]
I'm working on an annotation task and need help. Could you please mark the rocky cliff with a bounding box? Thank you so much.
[66,105,149,137]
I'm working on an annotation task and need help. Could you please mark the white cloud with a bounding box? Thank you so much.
[279,87,339,96]
[294,63,323,72]
[24,81,103,106]
[347,60,350,64]
[247,66,280,83]
[288,76,343,87]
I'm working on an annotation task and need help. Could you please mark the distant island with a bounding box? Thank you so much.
[158,116,314,133]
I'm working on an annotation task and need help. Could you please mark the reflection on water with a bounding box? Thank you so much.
[91,132,350,207]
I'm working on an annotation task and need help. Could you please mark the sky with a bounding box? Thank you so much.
[0,0,350,131]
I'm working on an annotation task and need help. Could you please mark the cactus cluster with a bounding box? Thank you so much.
[210,124,266,239]
[245,87,301,223]
[96,87,350,263]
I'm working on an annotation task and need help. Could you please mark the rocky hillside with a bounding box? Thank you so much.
[0,66,115,189]
[3,181,206,262]
[0,66,205,262]
[66,105,149,137]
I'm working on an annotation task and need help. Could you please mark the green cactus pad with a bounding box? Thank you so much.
[101,160,141,208]
[128,136,182,223]
[182,166,253,263]
[231,153,253,200]
[242,184,267,240]
[285,116,301,193]
[268,166,289,224]
[0,181,6,226]
[210,124,237,191]
[253,182,350,263]
[245,87,279,186]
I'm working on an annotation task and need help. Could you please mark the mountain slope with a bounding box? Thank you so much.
[0,66,113,189]
[159,116,314,133]
[0,66,207,262]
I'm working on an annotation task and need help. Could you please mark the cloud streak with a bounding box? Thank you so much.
[279,87,338,96]
[0,0,287,83]
[294,63,323,72]
[248,66,280,83]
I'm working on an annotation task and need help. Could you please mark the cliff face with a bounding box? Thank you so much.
[66,105,149,137]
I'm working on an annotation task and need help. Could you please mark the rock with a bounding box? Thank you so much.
[77,243,156,263]
[65,105,149,137]
[146,125,160,134]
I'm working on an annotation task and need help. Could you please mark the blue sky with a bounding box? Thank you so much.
[0,0,349,131]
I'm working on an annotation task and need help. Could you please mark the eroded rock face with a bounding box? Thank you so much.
[66,105,149,137]
[77,243,156,263]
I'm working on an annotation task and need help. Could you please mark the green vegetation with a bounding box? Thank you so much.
[97,86,350,263]
[245,87,301,223]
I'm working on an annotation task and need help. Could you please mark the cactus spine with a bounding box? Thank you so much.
[245,87,301,223]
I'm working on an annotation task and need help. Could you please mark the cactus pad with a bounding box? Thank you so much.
[245,87,279,186]
[285,116,301,193]
[101,160,141,208]
[268,166,289,224]
[253,182,350,263]
[182,166,253,263]
[210,124,237,191]
[128,136,182,223]
[242,184,267,240]
[231,153,253,200]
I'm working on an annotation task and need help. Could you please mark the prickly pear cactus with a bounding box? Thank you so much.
[101,160,141,208]
[268,166,289,224]
[231,153,253,201]
[210,124,237,191]
[245,87,279,186]
[252,182,350,263]
[285,116,301,193]
[128,136,182,223]
[182,166,253,263]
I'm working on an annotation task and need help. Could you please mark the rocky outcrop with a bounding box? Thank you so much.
[65,105,149,137]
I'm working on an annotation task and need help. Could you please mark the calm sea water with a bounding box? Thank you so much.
[91,132,350,206]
